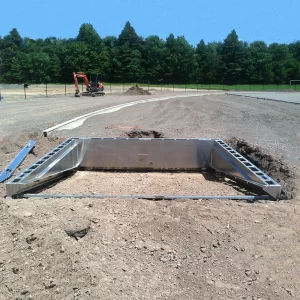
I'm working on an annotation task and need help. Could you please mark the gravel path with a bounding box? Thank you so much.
[0,94,160,137]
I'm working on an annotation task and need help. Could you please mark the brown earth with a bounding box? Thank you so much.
[123,129,164,138]
[40,171,248,196]
[125,86,151,95]
[0,130,300,299]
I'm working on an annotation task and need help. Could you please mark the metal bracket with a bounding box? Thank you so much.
[0,140,36,183]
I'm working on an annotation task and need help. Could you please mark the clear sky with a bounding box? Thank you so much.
[0,0,298,45]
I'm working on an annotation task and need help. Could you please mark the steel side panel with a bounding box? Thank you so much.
[6,139,82,196]
[209,141,281,199]
[5,138,282,199]
[79,139,213,170]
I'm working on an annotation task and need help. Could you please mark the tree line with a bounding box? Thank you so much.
[0,22,299,84]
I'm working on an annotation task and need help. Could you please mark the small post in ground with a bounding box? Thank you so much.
[24,85,27,99]
[65,83,67,96]
[173,84,174,92]
[46,83,48,97]
[110,83,112,94]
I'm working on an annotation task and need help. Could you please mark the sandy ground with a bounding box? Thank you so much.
[41,171,247,196]
[1,91,300,299]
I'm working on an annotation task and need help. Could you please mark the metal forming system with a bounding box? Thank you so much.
[0,140,36,183]
[6,138,282,199]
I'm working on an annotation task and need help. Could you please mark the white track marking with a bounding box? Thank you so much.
[43,93,223,135]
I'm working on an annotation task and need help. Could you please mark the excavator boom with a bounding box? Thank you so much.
[73,72,105,97]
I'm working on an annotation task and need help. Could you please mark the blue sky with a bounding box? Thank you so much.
[0,0,298,45]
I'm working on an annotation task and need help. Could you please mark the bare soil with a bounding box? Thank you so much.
[41,171,246,196]
[1,91,300,299]
[125,86,151,95]
[123,129,164,138]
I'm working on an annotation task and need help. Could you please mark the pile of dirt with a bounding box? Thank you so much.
[124,86,151,95]
[124,130,164,138]
[226,137,295,200]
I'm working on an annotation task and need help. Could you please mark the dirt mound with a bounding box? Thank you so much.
[124,130,164,138]
[226,137,295,200]
[125,86,151,95]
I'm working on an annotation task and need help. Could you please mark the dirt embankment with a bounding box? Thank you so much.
[227,137,295,200]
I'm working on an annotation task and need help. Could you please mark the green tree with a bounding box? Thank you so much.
[118,21,142,49]
[195,40,222,83]
[116,22,144,82]
[143,35,166,83]
[164,34,197,83]
[0,29,23,82]
[221,30,244,83]
[246,41,273,83]
[77,23,103,49]
[269,43,295,83]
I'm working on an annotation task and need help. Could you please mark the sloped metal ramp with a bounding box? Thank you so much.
[6,138,282,199]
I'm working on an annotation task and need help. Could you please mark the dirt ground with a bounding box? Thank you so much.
[1,92,300,299]
[41,171,247,196]
[124,86,151,95]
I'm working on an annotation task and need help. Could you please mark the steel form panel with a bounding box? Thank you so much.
[5,138,282,199]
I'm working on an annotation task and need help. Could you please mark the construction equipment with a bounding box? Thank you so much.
[6,138,282,200]
[73,72,105,97]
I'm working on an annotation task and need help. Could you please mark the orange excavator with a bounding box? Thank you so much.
[73,72,105,97]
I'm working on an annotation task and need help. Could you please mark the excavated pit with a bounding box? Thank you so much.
[226,137,295,200]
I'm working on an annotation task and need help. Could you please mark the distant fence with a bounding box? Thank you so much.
[0,83,299,99]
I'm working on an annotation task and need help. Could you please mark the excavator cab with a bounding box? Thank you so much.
[73,72,105,97]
